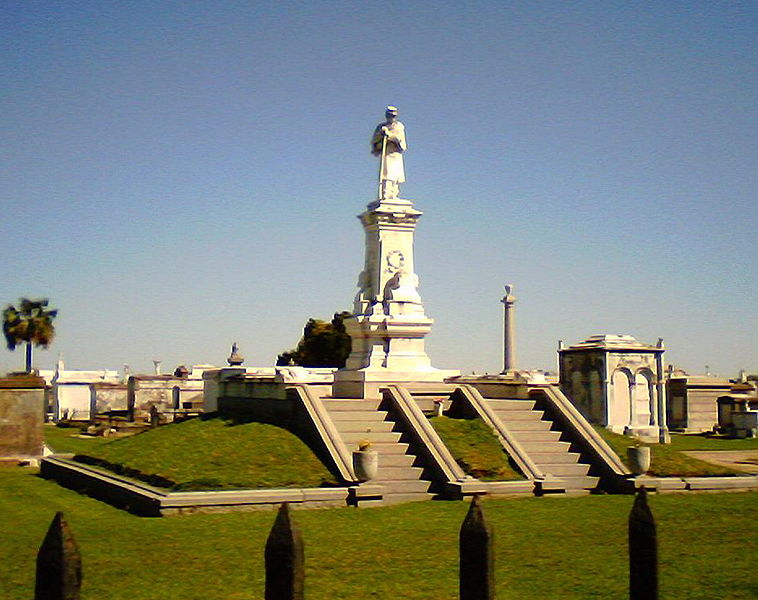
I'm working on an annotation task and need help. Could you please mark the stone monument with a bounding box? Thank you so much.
[333,107,458,398]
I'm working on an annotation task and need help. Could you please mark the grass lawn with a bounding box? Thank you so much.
[430,416,523,480]
[663,433,758,451]
[43,423,113,455]
[595,427,752,477]
[51,417,338,490]
[0,466,755,600]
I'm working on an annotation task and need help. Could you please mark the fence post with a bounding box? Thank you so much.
[460,494,495,600]
[629,486,657,600]
[35,511,82,600]
[265,502,304,600]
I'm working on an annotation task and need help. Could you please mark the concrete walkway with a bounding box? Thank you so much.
[683,450,758,474]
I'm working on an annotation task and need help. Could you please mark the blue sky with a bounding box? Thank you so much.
[1,1,756,377]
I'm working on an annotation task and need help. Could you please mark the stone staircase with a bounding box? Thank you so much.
[483,396,599,494]
[322,397,435,504]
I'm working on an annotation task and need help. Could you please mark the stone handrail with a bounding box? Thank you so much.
[533,385,629,476]
[456,384,545,481]
[384,384,466,483]
[289,384,358,483]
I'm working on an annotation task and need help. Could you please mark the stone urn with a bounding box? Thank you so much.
[432,399,445,417]
[352,446,378,482]
[627,446,651,476]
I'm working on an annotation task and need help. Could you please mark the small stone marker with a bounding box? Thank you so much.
[265,502,304,600]
[35,511,82,600]
[460,494,495,600]
[629,487,658,600]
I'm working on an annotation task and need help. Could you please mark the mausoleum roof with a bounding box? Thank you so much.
[561,334,663,353]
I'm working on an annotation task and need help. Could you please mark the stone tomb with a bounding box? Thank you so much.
[559,335,668,441]
[666,375,733,433]
[0,373,45,461]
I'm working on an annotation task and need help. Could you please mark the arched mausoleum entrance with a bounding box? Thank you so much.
[611,368,631,430]
[633,370,655,427]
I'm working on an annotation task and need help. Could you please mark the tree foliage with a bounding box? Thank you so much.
[277,311,352,368]
[3,297,58,372]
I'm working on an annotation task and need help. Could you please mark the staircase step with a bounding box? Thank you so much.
[508,430,563,442]
[562,475,600,490]
[376,466,425,480]
[340,431,402,444]
[498,419,552,431]
[493,410,545,421]
[542,475,600,492]
[528,451,580,464]
[379,492,435,506]
[516,440,572,453]
[374,479,431,493]
[332,420,395,433]
[323,399,383,411]
[485,399,537,411]
[368,442,411,455]
[374,453,416,467]
[328,410,389,421]
[538,462,590,477]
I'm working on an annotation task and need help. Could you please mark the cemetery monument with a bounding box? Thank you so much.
[333,107,459,398]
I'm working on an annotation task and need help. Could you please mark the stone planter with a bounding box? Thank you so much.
[627,446,651,476]
[352,450,378,482]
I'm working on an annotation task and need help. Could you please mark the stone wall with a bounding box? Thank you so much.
[128,375,204,421]
[0,374,45,459]
[91,383,129,415]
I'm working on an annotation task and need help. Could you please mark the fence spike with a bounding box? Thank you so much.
[35,511,82,600]
[629,486,658,600]
[460,494,495,600]
[265,502,304,600]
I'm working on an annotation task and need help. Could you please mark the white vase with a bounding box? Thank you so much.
[353,450,378,482]
[627,446,651,475]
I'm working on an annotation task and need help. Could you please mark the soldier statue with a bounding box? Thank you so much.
[371,105,407,199]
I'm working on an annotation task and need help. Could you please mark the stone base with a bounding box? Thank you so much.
[333,367,460,399]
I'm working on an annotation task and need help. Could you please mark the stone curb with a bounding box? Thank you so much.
[41,457,350,516]
[631,475,758,492]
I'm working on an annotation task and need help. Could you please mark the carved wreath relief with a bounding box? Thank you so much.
[385,250,405,273]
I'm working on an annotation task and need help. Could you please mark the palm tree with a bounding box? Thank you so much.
[3,298,58,373]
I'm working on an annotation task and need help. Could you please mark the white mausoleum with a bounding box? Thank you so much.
[558,334,668,441]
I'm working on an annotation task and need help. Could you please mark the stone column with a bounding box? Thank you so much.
[501,285,516,373]
[655,338,670,443]
[628,373,637,432]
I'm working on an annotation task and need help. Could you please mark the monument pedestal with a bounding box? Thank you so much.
[333,197,458,399]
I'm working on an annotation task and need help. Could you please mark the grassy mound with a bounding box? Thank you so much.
[430,416,523,480]
[594,426,745,477]
[72,417,338,490]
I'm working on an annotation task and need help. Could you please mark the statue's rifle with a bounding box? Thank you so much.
[378,130,388,200]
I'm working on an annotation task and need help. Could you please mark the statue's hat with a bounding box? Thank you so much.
[385,105,398,114]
